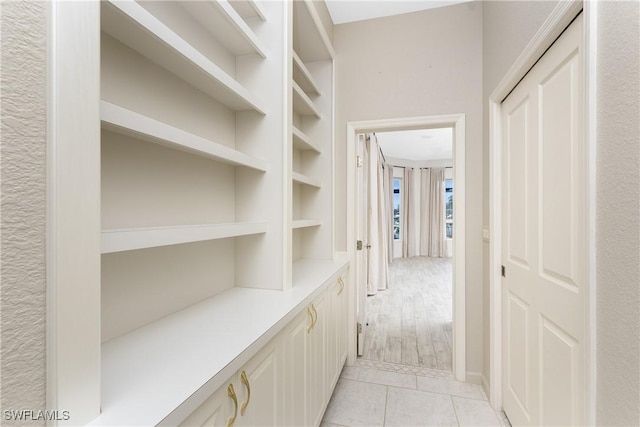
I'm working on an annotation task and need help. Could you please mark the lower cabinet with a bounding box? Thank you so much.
[180,381,234,427]
[180,269,348,427]
[328,274,348,393]
[283,308,311,426]
[308,290,328,427]
[180,340,282,427]
[283,271,348,427]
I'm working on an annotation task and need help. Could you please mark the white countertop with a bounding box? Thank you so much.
[90,257,348,426]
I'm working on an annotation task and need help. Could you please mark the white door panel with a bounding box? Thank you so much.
[502,13,584,427]
[506,97,531,270]
[356,134,368,356]
[236,342,281,427]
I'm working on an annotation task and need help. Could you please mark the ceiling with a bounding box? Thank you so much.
[325,0,473,25]
[376,128,453,161]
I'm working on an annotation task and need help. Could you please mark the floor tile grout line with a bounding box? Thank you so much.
[382,385,389,427]
[451,395,462,427]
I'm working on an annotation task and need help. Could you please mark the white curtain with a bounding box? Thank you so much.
[420,167,447,257]
[419,168,432,257]
[402,167,420,257]
[383,165,394,263]
[366,134,389,295]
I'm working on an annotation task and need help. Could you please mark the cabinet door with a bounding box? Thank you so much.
[180,381,235,427]
[236,340,282,427]
[328,274,348,393]
[308,291,328,427]
[337,273,348,371]
[283,310,311,426]
[328,279,341,390]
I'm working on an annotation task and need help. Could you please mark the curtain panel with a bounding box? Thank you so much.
[424,167,447,257]
[383,164,394,263]
[366,134,389,295]
[397,166,447,258]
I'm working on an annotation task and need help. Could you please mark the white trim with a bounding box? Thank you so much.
[346,114,466,382]
[47,2,101,425]
[489,1,584,103]
[482,373,490,400]
[584,1,598,425]
[466,371,484,386]
[488,2,596,423]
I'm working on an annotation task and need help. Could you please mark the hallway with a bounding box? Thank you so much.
[362,257,453,370]
[321,361,509,426]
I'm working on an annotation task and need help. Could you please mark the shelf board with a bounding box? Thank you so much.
[292,219,322,229]
[181,1,267,58]
[101,0,265,114]
[101,101,268,172]
[292,81,321,118]
[229,0,266,22]
[293,0,335,62]
[292,126,321,153]
[101,222,267,254]
[292,50,321,96]
[292,171,321,188]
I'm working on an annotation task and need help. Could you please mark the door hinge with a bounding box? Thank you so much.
[501,265,506,278]
[356,240,363,250]
[357,322,363,334]
[356,156,363,168]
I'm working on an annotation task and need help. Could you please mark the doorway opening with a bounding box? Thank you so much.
[359,129,454,372]
[346,114,466,382]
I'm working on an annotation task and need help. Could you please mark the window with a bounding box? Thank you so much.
[393,178,401,240]
[445,179,453,238]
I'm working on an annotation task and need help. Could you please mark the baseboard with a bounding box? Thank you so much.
[482,374,490,398]
[465,371,483,385]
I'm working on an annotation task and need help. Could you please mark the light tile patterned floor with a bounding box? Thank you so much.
[322,362,511,427]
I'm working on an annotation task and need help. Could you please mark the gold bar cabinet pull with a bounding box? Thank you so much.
[240,371,251,416]
[227,384,238,427]
[311,304,318,328]
[307,306,314,333]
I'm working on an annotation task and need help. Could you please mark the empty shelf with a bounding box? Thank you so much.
[292,50,321,96]
[292,171,321,188]
[181,1,267,58]
[293,81,321,118]
[101,101,267,172]
[292,219,322,229]
[229,0,266,22]
[102,222,267,254]
[292,0,335,62]
[292,126,321,153]
[101,0,265,113]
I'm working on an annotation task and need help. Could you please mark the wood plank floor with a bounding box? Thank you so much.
[361,256,453,371]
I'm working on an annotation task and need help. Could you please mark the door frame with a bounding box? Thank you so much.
[346,114,467,382]
[488,1,597,423]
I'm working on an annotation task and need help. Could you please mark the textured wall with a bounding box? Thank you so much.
[334,2,485,375]
[481,0,558,390]
[595,1,640,425]
[0,1,48,425]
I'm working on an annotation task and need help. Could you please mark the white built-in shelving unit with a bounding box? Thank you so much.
[86,0,338,424]
[290,0,335,270]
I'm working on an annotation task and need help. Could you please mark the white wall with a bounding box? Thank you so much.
[481,0,559,392]
[334,2,484,375]
[0,1,48,422]
[594,2,639,424]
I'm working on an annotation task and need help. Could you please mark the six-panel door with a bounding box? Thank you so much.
[501,13,585,427]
